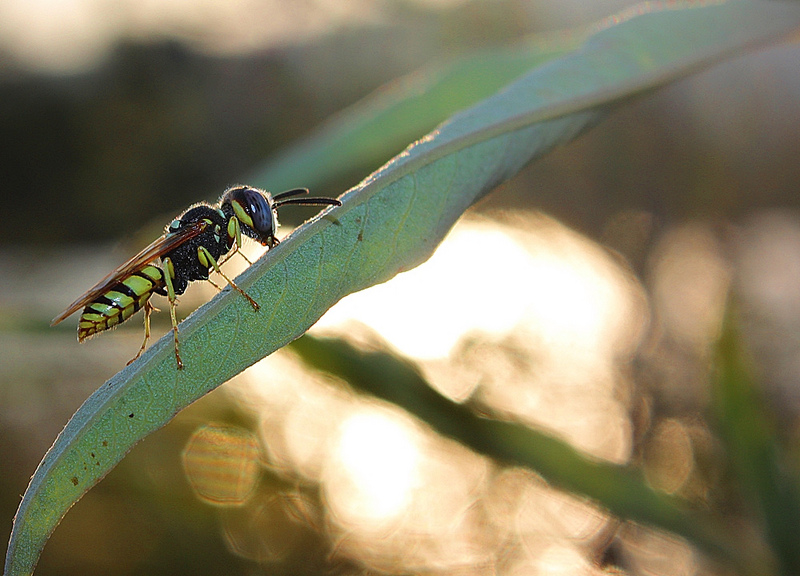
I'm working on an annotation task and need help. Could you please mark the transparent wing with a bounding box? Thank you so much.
[51,220,210,326]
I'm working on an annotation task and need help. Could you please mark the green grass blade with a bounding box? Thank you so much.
[7,2,800,575]
[714,309,800,575]
[246,37,581,193]
[289,334,754,570]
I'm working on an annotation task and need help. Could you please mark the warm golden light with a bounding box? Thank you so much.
[232,352,350,481]
[644,418,694,494]
[536,543,594,575]
[228,212,648,572]
[325,410,420,524]
[316,223,531,359]
[651,222,731,349]
[315,214,644,365]
[315,213,645,463]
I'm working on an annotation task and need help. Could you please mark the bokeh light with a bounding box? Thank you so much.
[650,222,731,350]
[317,213,646,464]
[181,424,262,505]
[0,0,389,72]
[220,492,313,564]
[220,211,651,573]
[326,410,420,524]
[643,418,694,495]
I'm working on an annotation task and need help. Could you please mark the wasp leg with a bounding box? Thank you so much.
[126,300,156,366]
[163,257,184,370]
[218,216,254,267]
[217,244,253,267]
[198,245,260,311]
[206,277,225,292]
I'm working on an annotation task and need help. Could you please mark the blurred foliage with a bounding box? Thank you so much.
[0,0,551,245]
[712,309,800,575]
[289,334,742,566]
[2,0,800,247]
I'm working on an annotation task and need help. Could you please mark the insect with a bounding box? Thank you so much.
[51,185,341,370]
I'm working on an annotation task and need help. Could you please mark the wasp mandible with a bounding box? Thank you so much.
[51,185,341,369]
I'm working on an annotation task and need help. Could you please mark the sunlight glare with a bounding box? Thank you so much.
[229,213,646,572]
[316,223,529,358]
[536,544,593,575]
[326,410,420,524]
[315,215,642,364]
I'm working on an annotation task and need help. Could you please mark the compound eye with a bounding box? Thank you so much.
[240,188,272,234]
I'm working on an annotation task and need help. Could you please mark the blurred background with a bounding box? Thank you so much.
[2,0,800,575]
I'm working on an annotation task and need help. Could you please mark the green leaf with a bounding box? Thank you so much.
[713,308,800,575]
[7,2,800,575]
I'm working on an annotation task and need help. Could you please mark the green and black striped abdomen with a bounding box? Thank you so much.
[78,265,165,341]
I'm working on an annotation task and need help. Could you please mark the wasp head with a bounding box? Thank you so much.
[220,186,279,247]
[220,185,341,249]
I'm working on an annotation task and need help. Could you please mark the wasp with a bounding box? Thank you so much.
[51,185,341,370]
